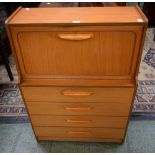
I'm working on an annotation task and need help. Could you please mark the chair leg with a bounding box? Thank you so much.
[4,59,14,81]
[1,51,14,81]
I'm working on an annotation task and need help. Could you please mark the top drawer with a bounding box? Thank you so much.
[10,26,143,82]
[21,86,134,102]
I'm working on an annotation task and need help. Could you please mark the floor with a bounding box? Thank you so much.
[0,120,155,153]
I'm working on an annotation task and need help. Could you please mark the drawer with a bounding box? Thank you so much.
[26,101,131,116]
[31,115,128,128]
[21,86,134,102]
[34,127,125,139]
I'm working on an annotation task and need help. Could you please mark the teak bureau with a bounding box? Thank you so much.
[6,6,147,143]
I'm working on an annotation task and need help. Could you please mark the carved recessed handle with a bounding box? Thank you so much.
[57,33,94,41]
[66,130,91,135]
[66,119,92,124]
[64,106,93,111]
[61,89,94,98]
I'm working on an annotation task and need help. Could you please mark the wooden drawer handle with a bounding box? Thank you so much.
[64,106,92,111]
[57,33,94,41]
[62,89,93,98]
[66,130,91,135]
[66,119,92,124]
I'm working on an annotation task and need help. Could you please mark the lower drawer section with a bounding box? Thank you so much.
[34,127,125,139]
[31,115,128,128]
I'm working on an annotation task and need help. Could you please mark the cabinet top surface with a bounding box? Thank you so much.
[6,6,147,25]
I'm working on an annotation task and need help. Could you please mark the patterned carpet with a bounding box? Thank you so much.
[0,28,155,122]
[133,80,155,112]
[138,28,155,80]
[0,84,26,117]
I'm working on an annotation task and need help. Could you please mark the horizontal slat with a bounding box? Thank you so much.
[34,127,125,139]
[21,79,136,87]
[31,115,128,128]
[21,86,134,102]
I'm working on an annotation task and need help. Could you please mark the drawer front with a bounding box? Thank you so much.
[27,102,131,116]
[21,86,134,102]
[12,26,142,80]
[31,115,128,128]
[34,127,125,139]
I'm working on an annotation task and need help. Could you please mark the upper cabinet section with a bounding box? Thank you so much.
[9,25,143,80]
[6,6,147,86]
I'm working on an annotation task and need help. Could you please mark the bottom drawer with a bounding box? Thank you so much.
[34,127,125,139]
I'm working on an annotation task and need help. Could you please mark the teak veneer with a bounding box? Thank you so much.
[6,6,147,143]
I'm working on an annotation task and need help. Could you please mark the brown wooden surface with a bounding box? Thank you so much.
[24,101,132,116]
[7,6,145,25]
[20,79,136,87]
[34,126,125,139]
[10,25,143,83]
[21,86,134,102]
[17,31,135,76]
[6,6,147,143]
[31,115,128,128]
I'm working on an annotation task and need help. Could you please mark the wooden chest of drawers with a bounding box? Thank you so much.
[6,6,147,143]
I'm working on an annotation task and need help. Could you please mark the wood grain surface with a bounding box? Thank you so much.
[21,86,134,102]
[7,6,145,24]
[34,126,125,139]
[5,6,147,143]
[31,115,128,128]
